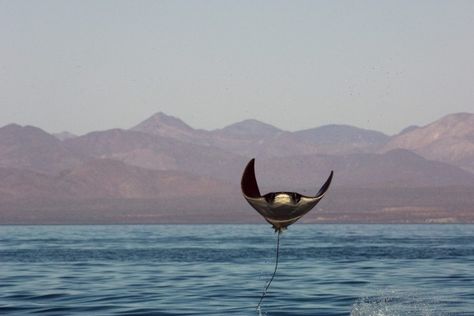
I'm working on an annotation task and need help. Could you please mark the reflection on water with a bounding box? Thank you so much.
[0,224,473,315]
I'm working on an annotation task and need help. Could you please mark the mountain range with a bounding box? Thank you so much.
[1,112,474,224]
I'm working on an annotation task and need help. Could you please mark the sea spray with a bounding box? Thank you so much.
[350,289,443,316]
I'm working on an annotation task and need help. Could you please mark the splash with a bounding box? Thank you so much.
[350,289,444,316]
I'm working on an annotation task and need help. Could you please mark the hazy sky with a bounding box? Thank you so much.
[1,0,474,135]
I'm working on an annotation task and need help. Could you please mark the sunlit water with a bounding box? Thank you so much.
[0,224,473,315]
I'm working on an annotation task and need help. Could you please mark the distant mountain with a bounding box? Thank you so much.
[382,113,474,172]
[61,159,232,199]
[0,159,232,201]
[54,131,77,141]
[63,128,245,180]
[0,124,83,174]
[132,113,395,158]
[131,112,210,144]
[2,111,474,224]
[0,167,62,200]
[294,124,389,144]
[134,113,347,158]
[292,124,389,154]
[217,119,282,137]
[211,119,328,158]
[2,155,473,224]
[255,149,474,193]
[397,125,419,135]
[131,113,320,158]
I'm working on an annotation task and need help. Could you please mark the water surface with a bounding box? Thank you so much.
[0,224,473,315]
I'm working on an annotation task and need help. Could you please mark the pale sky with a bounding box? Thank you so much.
[1,0,474,136]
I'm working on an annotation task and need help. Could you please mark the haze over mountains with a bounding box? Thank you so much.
[1,112,474,224]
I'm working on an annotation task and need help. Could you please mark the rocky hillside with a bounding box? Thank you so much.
[382,113,474,172]
[0,124,84,173]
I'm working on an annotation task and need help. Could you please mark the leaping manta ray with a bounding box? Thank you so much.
[240,158,333,311]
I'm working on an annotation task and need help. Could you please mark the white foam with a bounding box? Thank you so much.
[350,289,443,316]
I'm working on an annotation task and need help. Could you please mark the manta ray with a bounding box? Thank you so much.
[240,158,333,311]
[241,158,333,232]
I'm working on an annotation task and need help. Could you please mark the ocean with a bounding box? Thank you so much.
[0,224,473,315]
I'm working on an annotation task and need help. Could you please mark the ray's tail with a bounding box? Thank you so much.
[257,230,281,311]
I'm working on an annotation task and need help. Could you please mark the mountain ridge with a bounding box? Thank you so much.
[1,111,474,224]
[382,112,474,172]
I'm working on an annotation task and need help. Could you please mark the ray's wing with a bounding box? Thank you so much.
[295,170,333,212]
[309,170,334,200]
[241,159,274,223]
[241,158,261,198]
[291,170,334,219]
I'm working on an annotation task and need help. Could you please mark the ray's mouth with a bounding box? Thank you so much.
[264,192,301,204]
[274,193,292,203]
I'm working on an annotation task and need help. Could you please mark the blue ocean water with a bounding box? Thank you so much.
[0,224,473,316]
